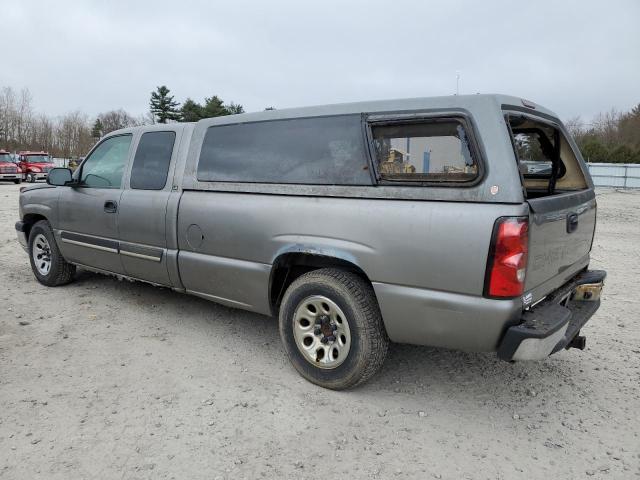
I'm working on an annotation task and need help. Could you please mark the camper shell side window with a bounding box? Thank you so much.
[196,114,372,185]
[366,115,483,186]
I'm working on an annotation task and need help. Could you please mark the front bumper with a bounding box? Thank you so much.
[0,173,20,180]
[15,221,28,251]
[28,172,48,180]
[497,269,606,361]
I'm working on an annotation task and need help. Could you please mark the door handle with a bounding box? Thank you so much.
[567,212,578,233]
[104,200,118,213]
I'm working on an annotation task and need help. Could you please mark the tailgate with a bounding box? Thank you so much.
[525,190,596,301]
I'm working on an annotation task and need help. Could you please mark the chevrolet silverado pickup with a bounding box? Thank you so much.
[15,94,606,389]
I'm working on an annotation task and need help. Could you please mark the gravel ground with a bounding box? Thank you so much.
[0,183,638,479]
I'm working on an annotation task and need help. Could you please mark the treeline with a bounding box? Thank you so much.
[149,85,245,123]
[566,104,640,163]
[0,85,247,159]
[0,87,97,159]
[3,83,638,164]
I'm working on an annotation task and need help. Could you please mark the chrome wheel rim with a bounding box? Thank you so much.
[293,295,351,369]
[32,233,52,276]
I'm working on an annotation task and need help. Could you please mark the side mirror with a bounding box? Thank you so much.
[47,168,73,186]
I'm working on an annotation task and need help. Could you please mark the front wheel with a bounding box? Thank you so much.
[13,179,21,184]
[27,173,36,183]
[279,268,389,390]
[28,220,76,286]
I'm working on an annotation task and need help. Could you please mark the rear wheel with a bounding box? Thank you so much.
[279,268,389,389]
[28,220,75,286]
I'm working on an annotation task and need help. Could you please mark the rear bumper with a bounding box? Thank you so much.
[497,269,606,361]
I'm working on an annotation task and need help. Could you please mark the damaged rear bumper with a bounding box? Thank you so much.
[497,269,606,361]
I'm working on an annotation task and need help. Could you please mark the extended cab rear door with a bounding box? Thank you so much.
[117,126,184,286]
[505,111,596,304]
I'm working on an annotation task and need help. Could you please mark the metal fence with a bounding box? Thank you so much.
[53,158,71,168]
[587,163,640,188]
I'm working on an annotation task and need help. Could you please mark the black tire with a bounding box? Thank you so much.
[13,179,21,184]
[279,268,389,390]
[28,220,76,286]
[28,173,36,183]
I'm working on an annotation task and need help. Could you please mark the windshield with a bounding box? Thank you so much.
[24,155,52,163]
[0,154,12,163]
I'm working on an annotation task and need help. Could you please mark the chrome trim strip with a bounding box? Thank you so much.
[120,250,162,262]
[61,238,118,253]
[69,261,170,288]
[185,289,252,309]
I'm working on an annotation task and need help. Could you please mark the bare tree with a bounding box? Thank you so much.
[16,88,34,147]
[55,111,92,159]
[592,109,621,145]
[97,109,137,134]
[564,116,584,141]
[0,87,17,148]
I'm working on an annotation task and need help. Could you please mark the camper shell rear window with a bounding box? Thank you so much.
[506,112,588,198]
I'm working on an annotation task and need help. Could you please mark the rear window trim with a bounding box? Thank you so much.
[503,109,592,198]
[364,112,486,188]
[509,124,567,180]
[502,106,592,190]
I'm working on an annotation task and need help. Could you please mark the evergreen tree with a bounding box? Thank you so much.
[580,138,610,163]
[91,118,103,138]
[180,98,204,122]
[149,85,181,123]
[225,102,245,115]
[201,96,228,118]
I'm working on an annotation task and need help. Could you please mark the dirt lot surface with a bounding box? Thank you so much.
[0,183,638,479]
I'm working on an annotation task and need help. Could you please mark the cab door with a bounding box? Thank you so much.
[117,129,180,286]
[57,134,134,274]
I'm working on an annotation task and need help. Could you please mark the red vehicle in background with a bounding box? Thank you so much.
[0,149,22,184]
[18,151,54,183]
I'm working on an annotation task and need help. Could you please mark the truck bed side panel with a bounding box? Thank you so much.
[176,191,528,350]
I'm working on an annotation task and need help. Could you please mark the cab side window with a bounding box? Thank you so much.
[130,131,176,190]
[80,135,132,188]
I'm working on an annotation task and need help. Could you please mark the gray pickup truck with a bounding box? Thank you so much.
[15,94,605,389]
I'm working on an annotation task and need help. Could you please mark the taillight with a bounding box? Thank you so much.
[485,217,529,298]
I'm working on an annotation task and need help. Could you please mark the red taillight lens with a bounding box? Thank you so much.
[485,217,529,298]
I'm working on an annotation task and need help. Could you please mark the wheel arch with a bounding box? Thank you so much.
[269,250,373,316]
[22,213,49,240]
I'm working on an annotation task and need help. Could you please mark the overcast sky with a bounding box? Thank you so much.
[2,0,638,121]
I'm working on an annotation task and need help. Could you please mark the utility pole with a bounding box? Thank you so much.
[456,71,460,96]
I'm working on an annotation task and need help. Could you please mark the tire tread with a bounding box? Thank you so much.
[29,220,75,286]
[280,268,389,389]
